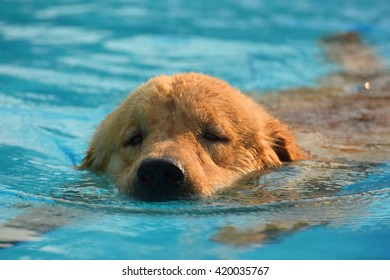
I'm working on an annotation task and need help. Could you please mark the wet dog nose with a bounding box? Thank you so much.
[136,158,185,198]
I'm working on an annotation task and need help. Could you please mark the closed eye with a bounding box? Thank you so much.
[125,134,143,146]
[202,131,229,143]
[203,132,223,141]
[124,130,144,147]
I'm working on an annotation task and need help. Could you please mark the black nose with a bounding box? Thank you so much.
[136,158,185,199]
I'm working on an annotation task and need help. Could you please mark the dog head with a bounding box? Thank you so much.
[79,73,305,200]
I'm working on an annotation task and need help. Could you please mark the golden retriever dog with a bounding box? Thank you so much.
[2,32,389,247]
[78,73,307,200]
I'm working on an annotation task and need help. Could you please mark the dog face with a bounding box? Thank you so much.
[79,73,304,200]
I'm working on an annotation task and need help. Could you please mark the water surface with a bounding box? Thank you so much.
[0,0,390,259]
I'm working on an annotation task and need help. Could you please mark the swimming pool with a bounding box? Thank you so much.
[0,0,389,259]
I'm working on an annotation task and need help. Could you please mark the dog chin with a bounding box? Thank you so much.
[128,182,200,202]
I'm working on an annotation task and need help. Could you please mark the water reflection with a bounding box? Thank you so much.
[35,159,389,247]
[45,159,388,214]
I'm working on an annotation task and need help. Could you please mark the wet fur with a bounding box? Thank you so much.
[79,73,306,198]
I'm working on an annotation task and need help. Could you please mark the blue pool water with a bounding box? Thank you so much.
[1,0,390,259]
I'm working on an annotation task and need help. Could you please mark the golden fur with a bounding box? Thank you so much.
[79,73,306,200]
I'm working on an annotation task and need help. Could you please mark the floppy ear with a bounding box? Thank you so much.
[265,119,307,162]
[77,142,110,172]
[78,88,138,173]
[77,119,113,173]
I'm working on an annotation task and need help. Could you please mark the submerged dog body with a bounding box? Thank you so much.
[79,73,305,200]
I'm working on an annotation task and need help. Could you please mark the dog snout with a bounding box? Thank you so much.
[136,158,185,199]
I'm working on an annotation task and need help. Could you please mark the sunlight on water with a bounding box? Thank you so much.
[1,0,390,259]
